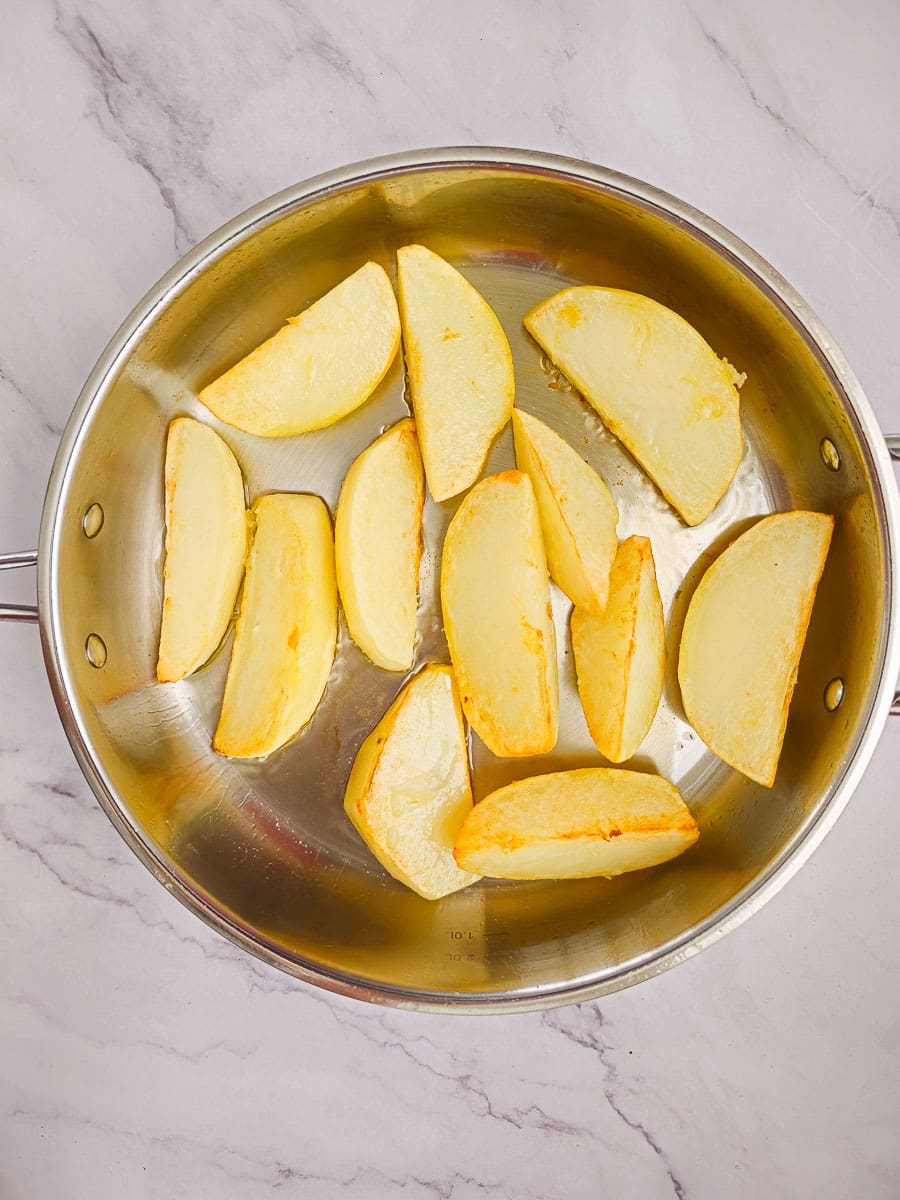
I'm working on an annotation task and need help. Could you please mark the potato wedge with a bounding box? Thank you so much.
[441,471,558,757]
[397,244,514,501]
[157,417,248,683]
[198,262,400,436]
[525,287,744,525]
[214,494,337,758]
[572,536,665,762]
[678,511,833,786]
[512,408,618,612]
[335,418,425,671]
[344,664,479,899]
[454,768,698,879]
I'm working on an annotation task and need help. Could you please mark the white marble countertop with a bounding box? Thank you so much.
[2,2,899,1196]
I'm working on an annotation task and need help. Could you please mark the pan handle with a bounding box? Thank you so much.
[890,435,900,713]
[0,550,39,623]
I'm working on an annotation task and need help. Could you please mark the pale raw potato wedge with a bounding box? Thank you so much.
[441,470,558,757]
[512,408,618,612]
[397,244,514,501]
[678,510,833,787]
[198,262,400,436]
[214,494,337,758]
[454,768,698,879]
[572,536,666,762]
[524,287,745,525]
[335,418,425,671]
[344,664,480,900]
[157,417,248,683]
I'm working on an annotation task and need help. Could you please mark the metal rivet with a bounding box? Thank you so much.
[824,677,844,712]
[85,633,107,669]
[82,503,104,538]
[820,438,840,471]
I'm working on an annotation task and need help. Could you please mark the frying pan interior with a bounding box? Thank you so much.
[42,155,895,1006]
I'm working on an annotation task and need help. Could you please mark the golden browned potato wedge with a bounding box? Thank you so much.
[454,767,698,878]
[524,287,745,526]
[571,535,665,762]
[335,418,425,671]
[512,408,618,613]
[157,417,248,683]
[198,262,400,436]
[344,664,479,899]
[678,510,833,786]
[441,470,558,757]
[397,244,514,501]
[214,494,337,758]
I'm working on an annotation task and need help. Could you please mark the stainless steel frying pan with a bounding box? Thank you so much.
[3,148,899,1012]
